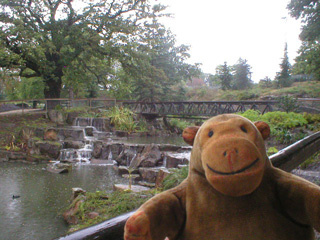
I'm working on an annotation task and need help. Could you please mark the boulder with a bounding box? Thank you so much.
[36,141,62,159]
[72,187,86,200]
[92,142,103,158]
[139,168,160,183]
[47,166,69,174]
[164,154,189,168]
[47,162,71,174]
[48,110,66,125]
[63,195,86,225]
[85,127,95,137]
[122,174,142,182]
[44,129,58,141]
[116,144,142,166]
[58,129,84,141]
[87,212,99,219]
[6,151,27,161]
[129,144,162,168]
[155,169,171,188]
[63,141,84,149]
[113,184,150,192]
[118,166,139,175]
[90,159,114,165]
[115,131,128,137]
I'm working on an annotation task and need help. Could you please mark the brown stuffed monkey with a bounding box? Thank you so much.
[124,114,320,240]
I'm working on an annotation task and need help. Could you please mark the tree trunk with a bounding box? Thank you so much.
[44,76,62,110]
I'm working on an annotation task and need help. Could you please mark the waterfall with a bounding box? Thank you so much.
[59,125,97,163]
[74,117,106,131]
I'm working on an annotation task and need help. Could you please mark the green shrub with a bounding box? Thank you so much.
[103,106,137,133]
[267,147,279,156]
[169,118,190,131]
[303,113,320,124]
[261,111,307,129]
[276,96,300,113]
[162,166,189,190]
[238,110,262,122]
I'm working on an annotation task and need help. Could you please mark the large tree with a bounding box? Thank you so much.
[288,0,320,80]
[215,62,233,90]
[288,0,320,42]
[232,58,252,90]
[275,43,292,87]
[0,0,165,99]
[123,21,200,101]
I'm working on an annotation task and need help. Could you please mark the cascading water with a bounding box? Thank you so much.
[59,127,97,163]
[74,117,106,132]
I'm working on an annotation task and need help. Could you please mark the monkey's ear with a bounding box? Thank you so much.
[182,126,200,146]
[254,121,270,140]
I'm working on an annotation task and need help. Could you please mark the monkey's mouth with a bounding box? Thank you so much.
[207,158,260,176]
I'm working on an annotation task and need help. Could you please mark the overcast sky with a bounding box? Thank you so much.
[159,0,302,82]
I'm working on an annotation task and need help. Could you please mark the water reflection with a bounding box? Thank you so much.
[118,135,187,146]
[0,162,126,240]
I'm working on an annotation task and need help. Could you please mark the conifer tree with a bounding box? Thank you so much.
[275,43,292,88]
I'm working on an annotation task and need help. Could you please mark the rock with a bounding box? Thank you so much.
[44,129,58,141]
[159,144,182,152]
[102,143,123,161]
[118,166,139,175]
[63,195,85,225]
[58,129,84,141]
[6,151,27,161]
[139,168,160,183]
[87,212,99,219]
[115,131,128,137]
[66,112,81,125]
[85,127,95,137]
[116,144,142,166]
[130,144,162,168]
[155,169,171,188]
[92,142,103,158]
[113,184,150,192]
[34,128,45,138]
[138,181,156,188]
[48,110,66,125]
[47,166,69,174]
[72,188,86,200]
[63,141,84,149]
[122,174,142,182]
[164,154,189,168]
[36,142,62,159]
[90,159,114,165]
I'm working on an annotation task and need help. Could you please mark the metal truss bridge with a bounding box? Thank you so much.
[122,101,276,117]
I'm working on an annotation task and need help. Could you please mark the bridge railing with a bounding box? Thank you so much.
[122,100,277,116]
[55,131,320,240]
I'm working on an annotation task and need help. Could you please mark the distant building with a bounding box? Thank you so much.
[187,77,207,88]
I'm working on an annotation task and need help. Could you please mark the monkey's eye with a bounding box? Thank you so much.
[208,130,214,137]
[240,126,247,133]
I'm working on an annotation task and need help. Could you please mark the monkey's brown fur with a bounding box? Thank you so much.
[124,114,320,240]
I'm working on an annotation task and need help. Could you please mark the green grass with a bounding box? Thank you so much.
[67,190,156,232]
[162,166,189,190]
[299,153,320,170]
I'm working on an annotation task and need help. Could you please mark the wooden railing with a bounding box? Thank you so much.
[122,100,276,116]
[0,98,319,117]
[55,131,320,240]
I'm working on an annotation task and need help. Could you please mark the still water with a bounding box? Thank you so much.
[0,162,126,240]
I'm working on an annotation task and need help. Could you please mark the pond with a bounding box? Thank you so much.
[0,135,188,240]
[0,162,127,240]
